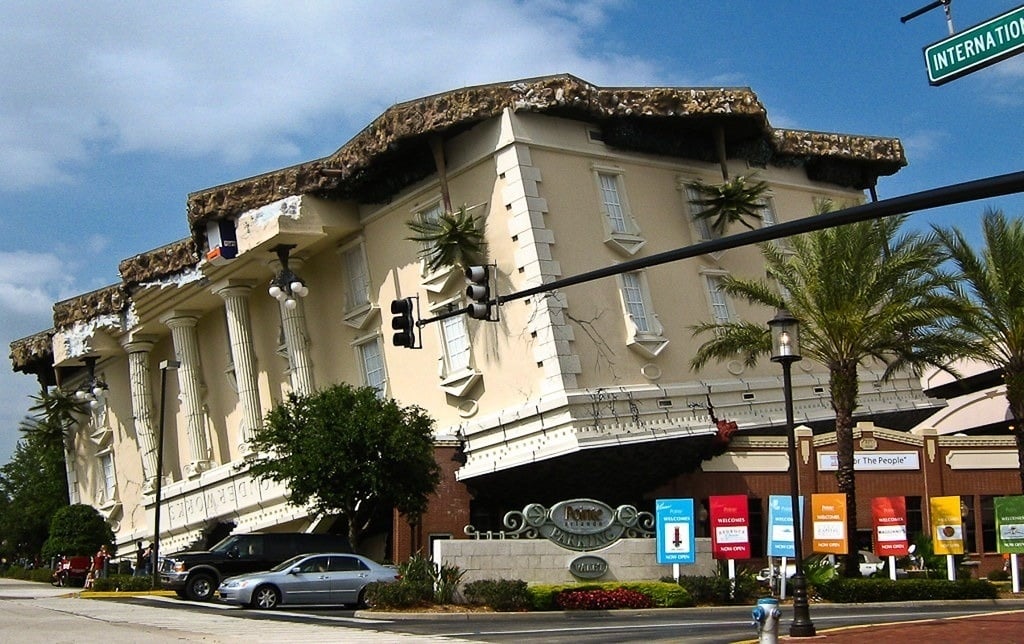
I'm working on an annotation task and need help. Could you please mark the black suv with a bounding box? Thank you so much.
[159,532,351,601]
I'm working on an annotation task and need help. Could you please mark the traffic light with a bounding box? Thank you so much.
[390,297,417,348]
[465,265,492,320]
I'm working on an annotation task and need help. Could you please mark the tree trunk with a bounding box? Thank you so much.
[1004,368,1024,494]
[830,361,861,577]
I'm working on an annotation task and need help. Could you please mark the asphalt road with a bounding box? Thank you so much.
[2,578,1023,643]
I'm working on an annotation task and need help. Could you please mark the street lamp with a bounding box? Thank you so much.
[152,359,179,590]
[768,309,816,637]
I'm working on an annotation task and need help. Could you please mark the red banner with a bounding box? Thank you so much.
[872,497,910,557]
[709,494,750,559]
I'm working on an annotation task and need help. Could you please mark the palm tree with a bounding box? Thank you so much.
[406,204,486,273]
[935,209,1024,493]
[691,213,970,576]
[687,174,770,235]
[19,387,88,452]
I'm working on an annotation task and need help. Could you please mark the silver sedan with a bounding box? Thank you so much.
[217,552,399,609]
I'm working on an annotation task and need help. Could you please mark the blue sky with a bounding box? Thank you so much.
[2,1,1022,464]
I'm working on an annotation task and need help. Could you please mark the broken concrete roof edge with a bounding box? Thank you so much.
[184,73,904,230]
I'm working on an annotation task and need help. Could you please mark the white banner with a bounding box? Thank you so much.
[818,451,919,471]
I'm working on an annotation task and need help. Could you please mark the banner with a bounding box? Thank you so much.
[655,498,696,564]
[767,494,803,558]
[995,495,1024,554]
[811,493,847,554]
[930,496,965,555]
[872,496,910,557]
[709,494,750,559]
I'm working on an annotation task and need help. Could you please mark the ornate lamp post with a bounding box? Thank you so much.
[768,309,816,637]
[152,359,179,590]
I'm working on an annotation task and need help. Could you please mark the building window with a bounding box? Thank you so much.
[760,196,778,227]
[441,314,472,373]
[622,272,651,333]
[99,451,116,504]
[417,202,444,272]
[594,166,644,256]
[981,496,997,552]
[704,273,734,324]
[617,270,668,358]
[341,242,370,312]
[356,336,386,396]
[687,185,720,242]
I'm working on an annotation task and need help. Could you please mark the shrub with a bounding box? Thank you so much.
[463,579,531,612]
[987,568,1010,582]
[2,566,56,583]
[817,577,998,603]
[90,575,153,592]
[432,560,466,604]
[675,573,759,605]
[364,579,433,609]
[528,581,689,611]
[556,587,653,610]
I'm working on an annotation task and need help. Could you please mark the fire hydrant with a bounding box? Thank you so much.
[752,596,781,644]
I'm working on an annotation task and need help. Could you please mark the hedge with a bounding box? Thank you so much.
[817,577,998,603]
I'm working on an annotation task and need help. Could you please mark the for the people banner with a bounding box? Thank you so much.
[811,493,847,554]
[930,495,965,555]
[655,498,696,564]
[766,494,802,558]
[872,496,910,557]
[994,495,1024,554]
[709,494,750,559]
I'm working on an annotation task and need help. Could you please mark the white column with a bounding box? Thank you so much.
[123,338,158,490]
[279,298,315,395]
[268,256,315,396]
[160,312,212,477]
[215,282,262,455]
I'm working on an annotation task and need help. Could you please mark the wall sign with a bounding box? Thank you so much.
[495,499,655,551]
[569,554,609,579]
[817,451,919,471]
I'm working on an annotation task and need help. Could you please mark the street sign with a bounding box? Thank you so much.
[655,498,695,564]
[924,5,1024,85]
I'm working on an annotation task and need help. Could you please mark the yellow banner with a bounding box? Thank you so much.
[930,496,965,555]
[811,493,847,554]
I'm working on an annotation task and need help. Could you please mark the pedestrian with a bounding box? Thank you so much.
[92,544,110,579]
[134,541,145,576]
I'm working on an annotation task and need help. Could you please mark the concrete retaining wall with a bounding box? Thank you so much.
[435,537,716,584]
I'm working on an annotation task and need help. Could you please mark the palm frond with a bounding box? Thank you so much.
[687,174,769,235]
[406,204,486,273]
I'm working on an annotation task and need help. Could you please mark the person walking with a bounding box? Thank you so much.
[91,545,110,580]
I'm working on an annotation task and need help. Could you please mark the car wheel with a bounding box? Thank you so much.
[175,589,188,599]
[185,573,216,602]
[251,585,280,610]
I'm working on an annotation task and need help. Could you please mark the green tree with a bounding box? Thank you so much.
[691,214,969,576]
[935,210,1024,493]
[406,204,486,273]
[0,434,68,561]
[248,383,441,551]
[41,503,114,561]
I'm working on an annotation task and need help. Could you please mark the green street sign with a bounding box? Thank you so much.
[995,495,1024,554]
[924,4,1024,86]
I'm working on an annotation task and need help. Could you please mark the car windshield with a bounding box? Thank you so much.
[208,535,243,554]
[269,555,307,572]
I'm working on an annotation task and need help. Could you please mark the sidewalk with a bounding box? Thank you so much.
[775,608,1024,642]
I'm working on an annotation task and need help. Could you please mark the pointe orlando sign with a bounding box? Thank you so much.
[498,499,655,551]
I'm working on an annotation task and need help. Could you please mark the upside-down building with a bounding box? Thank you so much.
[17,74,1013,569]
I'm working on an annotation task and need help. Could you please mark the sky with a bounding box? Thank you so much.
[2,1,1022,465]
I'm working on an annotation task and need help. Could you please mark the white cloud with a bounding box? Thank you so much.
[0,1,658,191]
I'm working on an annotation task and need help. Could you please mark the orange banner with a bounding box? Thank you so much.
[811,493,847,554]
[930,496,965,555]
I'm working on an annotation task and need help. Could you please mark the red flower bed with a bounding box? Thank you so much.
[555,587,654,610]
